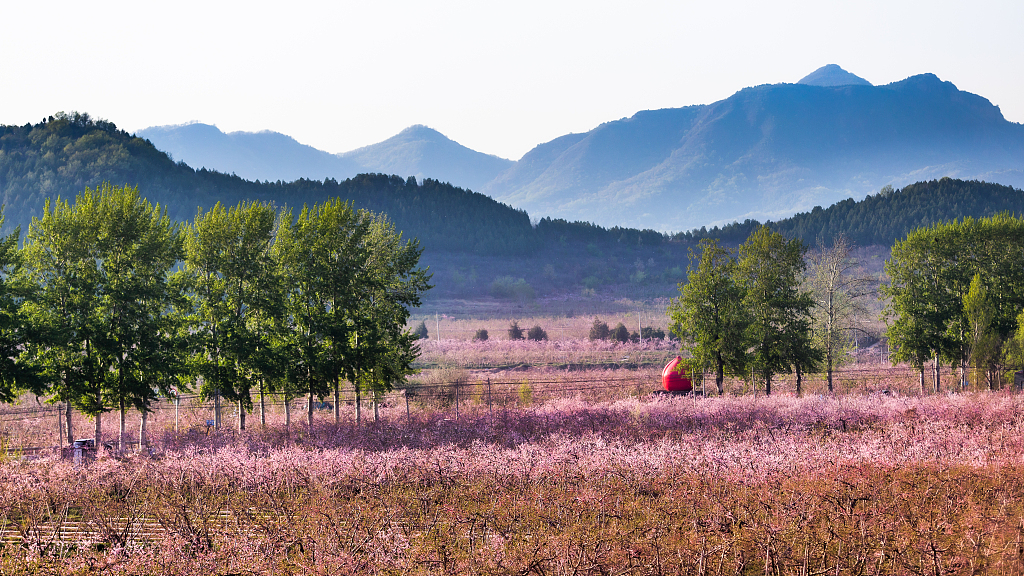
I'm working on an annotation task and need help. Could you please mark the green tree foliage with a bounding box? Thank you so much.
[346,214,431,423]
[7,182,432,439]
[21,184,181,449]
[737,227,817,395]
[640,326,665,340]
[884,215,1024,392]
[507,321,524,340]
[177,201,281,430]
[611,323,630,343]
[589,319,610,341]
[21,196,104,443]
[96,185,182,449]
[527,325,548,341]
[414,321,429,340]
[963,273,1001,389]
[0,214,39,404]
[490,276,535,301]
[668,239,749,395]
[472,328,488,341]
[274,200,429,426]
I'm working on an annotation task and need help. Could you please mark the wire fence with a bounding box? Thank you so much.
[0,364,1013,420]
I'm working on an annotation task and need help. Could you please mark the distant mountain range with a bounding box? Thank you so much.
[4,114,1024,299]
[139,65,1024,231]
[137,124,512,193]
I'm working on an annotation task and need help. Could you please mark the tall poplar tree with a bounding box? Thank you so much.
[22,194,105,445]
[667,239,749,395]
[347,215,430,421]
[737,226,815,395]
[0,214,40,404]
[274,200,371,427]
[93,185,182,449]
[22,184,181,449]
[177,201,281,430]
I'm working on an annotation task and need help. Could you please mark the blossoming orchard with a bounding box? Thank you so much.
[3,197,1024,574]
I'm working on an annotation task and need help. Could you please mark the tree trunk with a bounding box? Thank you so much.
[826,347,834,393]
[119,398,126,452]
[285,397,291,428]
[764,372,772,396]
[933,353,941,393]
[919,366,926,394]
[715,352,725,396]
[796,363,803,397]
[307,388,314,428]
[65,401,73,445]
[214,389,222,429]
[334,376,340,425]
[238,398,246,431]
[356,384,362,427]
[373,390,379,423]
[259,381,266,427]
[139,410,148,450]
[95,412,102,453]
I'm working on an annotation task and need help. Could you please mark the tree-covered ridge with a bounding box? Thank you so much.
[0,113,537,256]
[5,114,1024,263]
[679,178,1024,246]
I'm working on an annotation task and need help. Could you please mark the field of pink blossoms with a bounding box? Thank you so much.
[4,390,1024,574]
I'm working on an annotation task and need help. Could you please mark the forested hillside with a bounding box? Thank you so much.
[0,113,536,256]
[682,179,1024,247]
[5,113,1024,301]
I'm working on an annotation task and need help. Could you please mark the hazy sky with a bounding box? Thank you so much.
[2,0,1022,160]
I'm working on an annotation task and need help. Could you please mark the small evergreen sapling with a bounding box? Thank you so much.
[414,321,429,339]
[508,321,524,340]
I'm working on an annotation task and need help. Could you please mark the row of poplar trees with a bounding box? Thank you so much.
[0,183,430,448]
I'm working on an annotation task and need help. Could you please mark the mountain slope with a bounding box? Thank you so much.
[340,125,514,192]
[137,123,361,183]
[0,113,535,256]
[484,71,1024,231]
[140,123,514,193]
[798,64,872,87]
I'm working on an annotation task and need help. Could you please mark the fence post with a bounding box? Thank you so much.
[487,378,492,421]
[455,378,460,421]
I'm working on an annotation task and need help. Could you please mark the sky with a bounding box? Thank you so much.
[2,0,1023,161]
